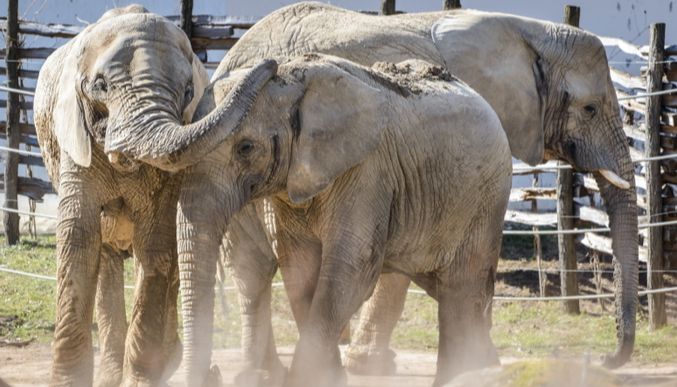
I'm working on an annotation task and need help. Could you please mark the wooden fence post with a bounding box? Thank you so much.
[180,0,194,39]
[381,0,395,15]
[3,0,20,245]
[443,0,461,10]
[557,4,580,314]
[646,22,667,329]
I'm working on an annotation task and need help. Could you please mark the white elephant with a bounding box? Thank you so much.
[177,54,513,386]
[132,4,637,386]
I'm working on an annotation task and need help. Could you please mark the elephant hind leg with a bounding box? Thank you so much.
[95,245,129,387]
[432,239,502,385]
[345,272,410,376]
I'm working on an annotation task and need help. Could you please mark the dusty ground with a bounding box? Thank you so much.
[1,344,676,386]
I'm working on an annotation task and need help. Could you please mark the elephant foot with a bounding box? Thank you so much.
[235,365,287,387]
[202,365,223,387]
[284,365,345,387]
[344,346,396,376]
[95,369,122,387]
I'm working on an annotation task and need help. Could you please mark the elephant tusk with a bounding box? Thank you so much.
[599,169,631,189]
[107,152,122,164]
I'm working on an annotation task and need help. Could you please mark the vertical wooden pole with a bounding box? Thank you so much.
[646,23,667,329]
[180,0,194,39]
[3,0,20,245]
[443,0,461,10]
[557,4,580,314]
[381,0,395,15]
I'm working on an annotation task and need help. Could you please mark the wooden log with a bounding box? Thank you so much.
[0,99,32,110]
[164,14,257,30]
[190,36,238,51]
[0,47,54,59]
[623,124,646,142]
[0,121,36,136]
[578,205,609,227]
[504,210,557,227]
[3,0,19,244]
[664,112,677,127]
[646,23,667,329]
[0,152,43,167]
[0,66,39,79]
[610,67,646,91]
[443,0,462,10]
[0,175,55,200]
[666,60,677,82]
[581,233,648,263]
[557,4,580,314]
[0,18,81,38]
[381,0,396,15]
[509,187,557,202]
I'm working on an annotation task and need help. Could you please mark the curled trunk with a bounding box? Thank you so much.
[105,60,277,172]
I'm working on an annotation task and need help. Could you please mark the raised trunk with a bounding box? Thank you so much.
[596,162,638,368]
[105,60,277,172]
[178,173,240,386]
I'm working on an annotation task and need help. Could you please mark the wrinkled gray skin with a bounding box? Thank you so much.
[179,54,513,387]
[170,3,638,386]
[33,4,278,386]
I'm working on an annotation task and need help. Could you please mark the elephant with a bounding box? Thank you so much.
[153,3,639,386]
[32,4,277,385]
[176,54,513,386]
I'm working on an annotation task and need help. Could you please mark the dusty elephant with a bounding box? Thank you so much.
[31,4,239,385]
[160,3,638,385]
[176,54,513,386]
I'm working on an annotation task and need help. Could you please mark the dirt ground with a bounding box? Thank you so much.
[1,344,676,387]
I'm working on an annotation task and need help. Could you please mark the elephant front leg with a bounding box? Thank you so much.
[95,245,129,387]
[228,215,286,387]
[51,178,103,387]
[345,272,410,376]
[285,222,388,387]
[122,194,178,386]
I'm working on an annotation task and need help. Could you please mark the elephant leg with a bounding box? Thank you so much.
[432,253,500,386]
[345,272,410,376]
[285,214,388,387]
[122,187,179,386]
[227,210,286,387]
[160,253,182,382]
[95,245,129,387]
[51,172,103,387]
[276,236,322,331]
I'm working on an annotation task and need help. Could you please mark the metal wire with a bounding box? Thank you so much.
[0,85,35,97]
[1,266,676,302]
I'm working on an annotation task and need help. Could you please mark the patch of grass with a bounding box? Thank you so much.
[2,235,677,366]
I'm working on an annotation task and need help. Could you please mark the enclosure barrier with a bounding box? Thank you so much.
[2,1,677,325]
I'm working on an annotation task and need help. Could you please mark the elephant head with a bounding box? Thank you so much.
[45,4,277,173]
[175,55,397,385]
[432,11,637,367]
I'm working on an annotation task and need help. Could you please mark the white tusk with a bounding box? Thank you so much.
[108,152,121,165]
[599,169,631,189]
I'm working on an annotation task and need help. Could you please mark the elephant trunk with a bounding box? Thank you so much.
[178,173,242,386]
[105,60,277,172]
[596,150,638,368]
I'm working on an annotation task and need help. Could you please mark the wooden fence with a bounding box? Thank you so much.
[1,1,677,324]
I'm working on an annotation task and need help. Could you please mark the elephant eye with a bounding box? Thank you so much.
[183,82,194,108]
[91,75,108,94]
[583,104,597,118]
[236,139,255,157]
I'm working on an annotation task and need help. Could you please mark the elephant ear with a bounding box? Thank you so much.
[431,12,546,165]
[53,50,91,167]
[287,63,388,204]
